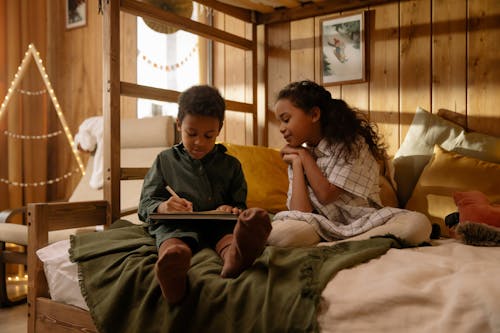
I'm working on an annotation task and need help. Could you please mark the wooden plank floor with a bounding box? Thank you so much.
[0,303,27,333]
[1,276,28,332]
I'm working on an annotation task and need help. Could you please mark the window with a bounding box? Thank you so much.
[136,8,205,118]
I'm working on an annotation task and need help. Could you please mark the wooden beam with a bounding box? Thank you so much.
[120,207,138,217]
[103,0,122,222]
[36,298,97,332]
[195,0,255,23]
[120,167,149,180]
[226,100,255,114]
[121,0,253,50]
[120,82,255,113]
[256,0,400,25]
[120,82,180,103]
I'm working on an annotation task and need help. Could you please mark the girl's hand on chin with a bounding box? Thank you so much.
[281,144,302,155]
[282,153,301,165]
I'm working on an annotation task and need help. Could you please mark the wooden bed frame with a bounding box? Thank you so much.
[26,0,402,332]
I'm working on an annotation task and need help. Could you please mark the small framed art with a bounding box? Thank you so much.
[66,0,87,30]
[319,11,367,85]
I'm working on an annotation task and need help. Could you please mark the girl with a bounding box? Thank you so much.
[267,80,431,247]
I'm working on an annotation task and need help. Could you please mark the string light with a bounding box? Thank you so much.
[0,167,81,187]
[0,43,86,176]
[137,43,198,73]
[17,88,47,96]
[4,129,62,139]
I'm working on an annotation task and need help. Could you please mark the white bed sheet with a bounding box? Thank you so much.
[318,239,500,333]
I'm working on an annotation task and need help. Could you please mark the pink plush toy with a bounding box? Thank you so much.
[451,191,500,246]
[453,191,500,228]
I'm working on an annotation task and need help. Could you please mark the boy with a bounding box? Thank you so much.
[138,85,271,304]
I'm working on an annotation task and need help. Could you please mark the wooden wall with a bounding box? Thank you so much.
[46,0,136,200]
[41,0,499,201]
[213,11,255,145]
[266,0,500,154]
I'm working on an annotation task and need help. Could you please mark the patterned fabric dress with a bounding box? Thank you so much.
[273,138,405,241]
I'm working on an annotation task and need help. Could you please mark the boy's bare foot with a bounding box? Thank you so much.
[155,238,192,304]
[217,208,271,278]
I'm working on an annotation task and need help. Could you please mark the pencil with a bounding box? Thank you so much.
[166,185,180,198]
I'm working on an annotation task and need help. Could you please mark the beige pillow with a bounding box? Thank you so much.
[405,145,500,237]
[224,143,288,213]
[393,107,464,206]
[393,107,500,207]
[121,116,176,148]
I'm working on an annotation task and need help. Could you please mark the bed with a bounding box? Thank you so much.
[26,1,500,333]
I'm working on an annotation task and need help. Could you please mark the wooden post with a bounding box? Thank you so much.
[102,0,121,222]
[27,203,49,333]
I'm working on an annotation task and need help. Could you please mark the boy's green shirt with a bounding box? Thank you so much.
[138,143,247,223]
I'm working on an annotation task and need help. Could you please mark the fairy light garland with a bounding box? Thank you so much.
[17,88,46,96]
[3,129,62,140]
[137,43,198,72]
[0,167,80,187]
[0,43,85,178]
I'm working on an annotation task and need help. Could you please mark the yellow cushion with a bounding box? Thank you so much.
[405,145,500,237]
[379,175,399,208]
[223,143,288,213]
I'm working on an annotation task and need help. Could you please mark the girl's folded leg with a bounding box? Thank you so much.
[337,211,432,245]
[267,219,321,247]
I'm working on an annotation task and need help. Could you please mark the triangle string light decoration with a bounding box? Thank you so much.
[0,43,86,177]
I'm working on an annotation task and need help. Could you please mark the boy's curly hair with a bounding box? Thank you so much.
[178,85,225,129]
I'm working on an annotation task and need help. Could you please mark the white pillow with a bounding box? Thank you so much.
[36,240,88,310]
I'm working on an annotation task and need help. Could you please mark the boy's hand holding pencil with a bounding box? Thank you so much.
[158,185,193,213]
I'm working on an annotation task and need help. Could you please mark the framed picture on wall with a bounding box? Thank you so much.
[319,11,367,86]
[66,0,87,30]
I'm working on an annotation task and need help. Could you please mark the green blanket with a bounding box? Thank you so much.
[70,220,404,333]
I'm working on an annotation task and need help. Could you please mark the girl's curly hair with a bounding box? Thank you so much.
[276,80,387,162]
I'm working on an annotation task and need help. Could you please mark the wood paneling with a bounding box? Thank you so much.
[120,13,137,119]
[369,2,400,156]
[0,0,7,210]
[432,0,466,116]
[290,18,315,82]
[46,0,138,201]
[399,0,431,142]
[212,12,255,145]
[224,15,247,145]
[467,0,500,136]
[47,0,102,201]
[266,0,499,150]
[213,11,226,141]
[266,22,290,149]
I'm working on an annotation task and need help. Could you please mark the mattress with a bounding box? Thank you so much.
[37,238,500,332]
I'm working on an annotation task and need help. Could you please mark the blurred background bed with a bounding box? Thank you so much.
[0,115,176,306]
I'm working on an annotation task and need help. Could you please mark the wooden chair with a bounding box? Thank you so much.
[0,205,99,307]
[0,207,28,306]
